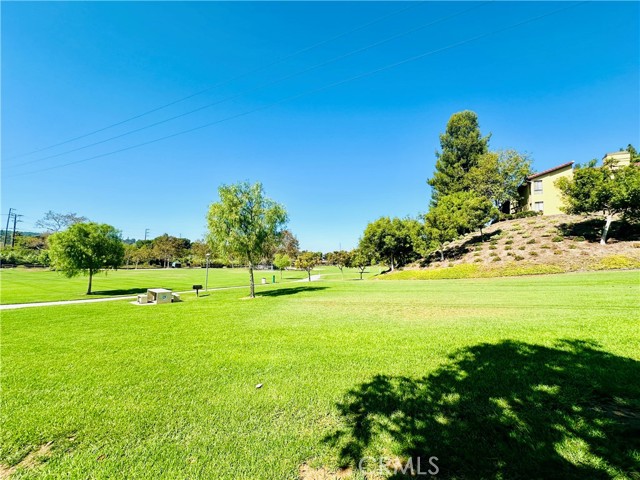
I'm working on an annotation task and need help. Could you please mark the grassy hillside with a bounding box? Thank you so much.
[383,214,640,280]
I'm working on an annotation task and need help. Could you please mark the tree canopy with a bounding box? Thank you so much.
[359,217,423,271]
[48,222,124,294]
[428,111,490,204]
[348,248,371,280]
[467,149,532,209]
[207,182,287,297]
[273,253,292,279]
[556,162,640,244]
[294,251,320,282]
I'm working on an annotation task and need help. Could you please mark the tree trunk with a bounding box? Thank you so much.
[390,256,395,271]
[479,227,484,242]
[280,269,283,280]
[359,268,364,280]
[307,269,311,282]
[87,269,93,295]
[600,213,613,245]
[249,265,255,298]
[439,249,445,261]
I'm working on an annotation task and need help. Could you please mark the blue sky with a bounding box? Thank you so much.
[2,1,638,251]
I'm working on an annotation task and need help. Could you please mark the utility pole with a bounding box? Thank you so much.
[11,214,23,248]
[144,228,150,241]
[4,208,14,247]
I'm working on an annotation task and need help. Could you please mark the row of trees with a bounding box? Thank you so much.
[355,112,640,270]
[352,111,533,270]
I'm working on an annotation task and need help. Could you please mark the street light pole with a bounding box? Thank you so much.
[205,253,210,292]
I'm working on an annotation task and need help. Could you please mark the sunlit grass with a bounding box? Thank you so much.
[1,271,638,478]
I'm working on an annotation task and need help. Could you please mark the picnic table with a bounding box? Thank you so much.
[147,288,172,304]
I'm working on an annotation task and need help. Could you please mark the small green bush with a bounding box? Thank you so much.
[552,236,564,242]
[568,244,577,250]
[492,257,501,262]
[473,252,481,257]
[505,240,513,245]
[526,239,536,244]
[518,246,526,251]
[574,236,586,242]
[473,258,483,263]
[541,245,551,249]
[514,255,525,261]
[529,251,539,257]
[490,252,499,257]
[504,246,512,251]
[489,245,497,250]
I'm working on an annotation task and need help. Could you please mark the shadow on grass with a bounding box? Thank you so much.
[90,288,148,296]
[558,218,640,242]
[257,286,328,297]
[326,340,639,479]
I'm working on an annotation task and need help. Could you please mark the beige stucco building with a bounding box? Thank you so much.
[603,150,631,169]
[518,161,574,216]
[515,150,633,216]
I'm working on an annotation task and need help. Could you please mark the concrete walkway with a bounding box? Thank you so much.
[0,275,322,310]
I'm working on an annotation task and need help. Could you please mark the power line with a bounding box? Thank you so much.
[9,1,587,178]
[9,1,490,169]
[5,2,424,162]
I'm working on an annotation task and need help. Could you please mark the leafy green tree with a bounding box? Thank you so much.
[189,241,210,267]
[273,253,292,279]
[626,144,639,161]
[295,251,320,282]
[467,149,532,209]
[360,217,421,271]
[48,222,124,294]
[463,194,499,241]
[556,162,640,244]
[349,248,371,280]
[207,182,287,298]
[152,234,185,268]
[326,250,351,278]
[428,111,490,204]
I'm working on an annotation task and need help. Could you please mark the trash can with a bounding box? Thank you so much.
[272,275,276,283]
[261,278,266,285]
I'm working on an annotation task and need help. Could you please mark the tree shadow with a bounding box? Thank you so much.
[257,286,328,297]
[558,218,640,242]
[326,340,639,478]
[90,288,148,296]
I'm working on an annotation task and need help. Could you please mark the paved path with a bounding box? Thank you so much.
[0,275,322,310]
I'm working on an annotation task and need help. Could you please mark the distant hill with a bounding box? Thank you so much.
[0,230,43,238]
[381,214,640,280]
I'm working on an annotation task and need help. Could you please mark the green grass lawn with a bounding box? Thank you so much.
[0,266,376,304]
[1,271,639,479]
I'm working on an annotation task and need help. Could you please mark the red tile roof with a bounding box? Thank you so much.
[527,161,574,180]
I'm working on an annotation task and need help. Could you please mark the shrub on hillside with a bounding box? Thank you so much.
[496,211,541,222]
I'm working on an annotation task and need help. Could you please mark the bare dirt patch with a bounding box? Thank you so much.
[299,463,353,480]
[0,441,53,479]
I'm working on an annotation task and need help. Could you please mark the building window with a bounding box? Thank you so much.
[534,201,544,212]
[533,180,543,194]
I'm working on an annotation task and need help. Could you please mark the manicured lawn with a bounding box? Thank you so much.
[1,271,638,478]
[0,266,369,305]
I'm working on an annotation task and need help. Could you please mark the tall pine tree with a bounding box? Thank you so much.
[428,111,490,204]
